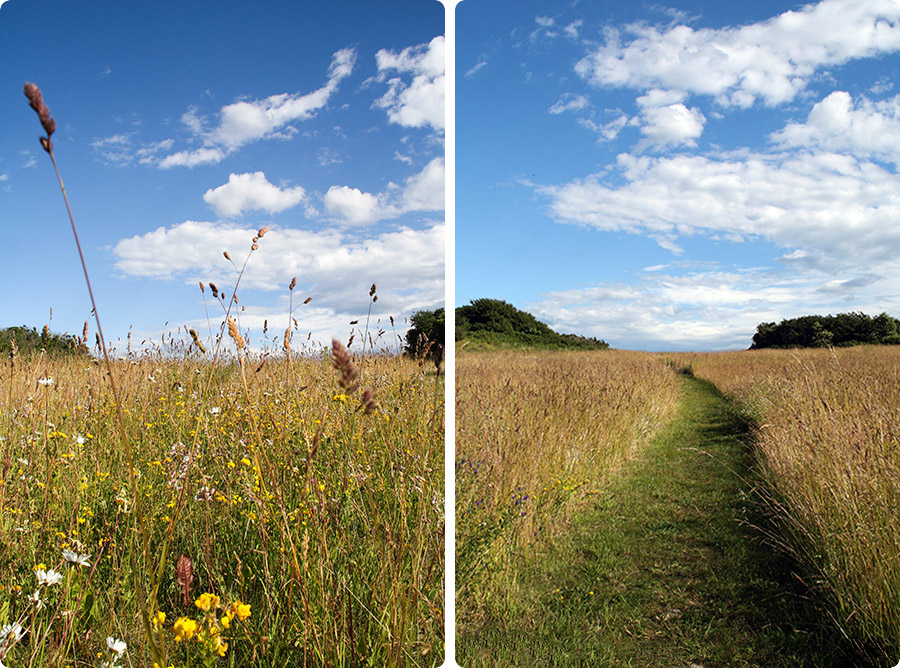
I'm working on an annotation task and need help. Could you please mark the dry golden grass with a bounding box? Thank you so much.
[675,346,900,660]
[455,349,680,626]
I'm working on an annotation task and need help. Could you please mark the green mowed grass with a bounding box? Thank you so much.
[458,375,857,667]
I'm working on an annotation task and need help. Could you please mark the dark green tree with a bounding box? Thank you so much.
[405,308,445,359]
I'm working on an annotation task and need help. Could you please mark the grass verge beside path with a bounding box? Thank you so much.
[459,373,857,667]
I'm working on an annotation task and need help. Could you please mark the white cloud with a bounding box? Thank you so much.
[564,19,583,41]
[578,114,631,142]
[465,60,488,78]
[323,157,444,225]
[525,266,896,351]
[771,90,900,165]
[111,221,445,340]
[159,48,356,168]
[638,103,705,148]
[374,36,445,132]
[541,150,900,272]
[323,186,387,225]
[203,172,306,218]
[549,93,589,114]
[575,0,900,108]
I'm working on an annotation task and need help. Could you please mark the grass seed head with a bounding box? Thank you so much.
[330,338,359,393]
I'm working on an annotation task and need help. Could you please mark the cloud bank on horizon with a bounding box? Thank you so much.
[459,0,900,351]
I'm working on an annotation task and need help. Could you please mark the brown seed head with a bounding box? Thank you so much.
[258,226,270,238]
[289,277,297,291]
[358,388,377,415]
[223,251,231,261]
[369,283,377,297]
[251,243,259,251]
[24,82,56,151]
[227,317,245,349]
[330,338,358,393]
[199,281,205,293]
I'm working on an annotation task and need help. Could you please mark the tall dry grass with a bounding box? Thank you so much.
[679,346,900,661]
[0,342,444,667]
[455,350,679,626]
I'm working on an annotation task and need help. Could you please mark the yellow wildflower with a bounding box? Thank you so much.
[194,592,220,612]
[172,617,197,642]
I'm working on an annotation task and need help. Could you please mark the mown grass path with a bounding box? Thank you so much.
[459,374,857,667]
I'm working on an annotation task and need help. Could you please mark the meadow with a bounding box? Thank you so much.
[455,350,680,628]
[457,345,900,666]
[0,332,444,667]
[676,346,900,662]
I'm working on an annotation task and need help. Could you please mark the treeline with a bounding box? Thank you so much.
[0,325,90,357]
[750,312,900,349]
[404,299,609,353]
[455,298,608,350]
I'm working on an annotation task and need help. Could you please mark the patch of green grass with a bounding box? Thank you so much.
[458,375,859,667]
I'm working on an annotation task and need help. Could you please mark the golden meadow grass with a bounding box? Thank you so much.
[1,327,444,667]
[675,346,900,659]
[3,83,444,668]
[455,350,680,626]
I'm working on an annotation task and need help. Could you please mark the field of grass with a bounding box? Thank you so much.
[0,341,443,667]
[676,346,900,663]
[455,350,680,636]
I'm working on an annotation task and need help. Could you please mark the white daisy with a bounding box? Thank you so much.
[106,636,127,656]
[35,568,63,586]
[62,549,91,567]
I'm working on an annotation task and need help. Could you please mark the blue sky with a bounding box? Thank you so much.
[1,0,443,355]
[457,0,900,351]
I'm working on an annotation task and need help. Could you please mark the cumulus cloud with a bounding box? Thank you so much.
[323,157,444,225]
[771,90,900,165]
[638,103,705,148]
[203,172,306,218]
[111,221,445,336]
[374,36,445,132]
[159,48,356,168]
[575,0,900,108]
[540,150,900,272]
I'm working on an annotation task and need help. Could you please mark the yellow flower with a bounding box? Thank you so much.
[172,617,197,642]
[231,601,251,621]
[194,592,220,612]
[152,610,166,627]
[212,635,228,657]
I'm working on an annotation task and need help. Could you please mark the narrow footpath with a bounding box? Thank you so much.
[462,374,856,667]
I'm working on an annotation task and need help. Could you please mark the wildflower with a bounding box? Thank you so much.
[194,592,220,612]
[62,549,91,567]
[151,611,166,628]
[230,601,251,621]
[0,622,24,655]
[172,617,197,642]
[35,568,63,586]
[27,589,43,609]
[106,637,127,656]
[209,406,220,416]
[211,634,228,657]
[37,377,54,386]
